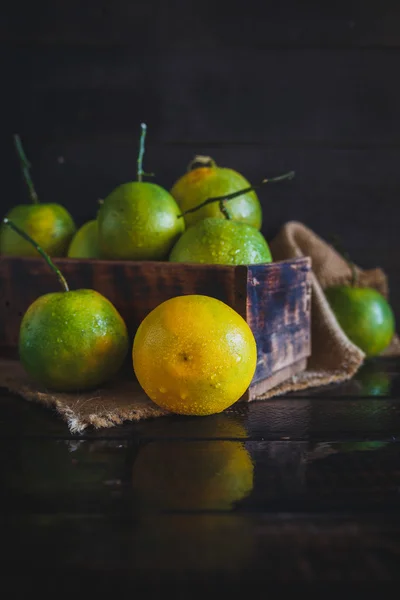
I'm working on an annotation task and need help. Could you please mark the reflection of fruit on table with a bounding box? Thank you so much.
[333,441,389,453]
[355,362,392,396]
[132,438,254,510]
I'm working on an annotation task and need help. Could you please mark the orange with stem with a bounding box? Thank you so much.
[4,218,129,391]
[0,135,76,257]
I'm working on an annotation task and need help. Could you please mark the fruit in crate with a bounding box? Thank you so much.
[98,124,184,260]
[169,184,272,265]
[170,155,294,230]
[171,155,262,229]
[170,217,272,265]
[3,219,129,391]
[67,219,100,259]
[0,135,76,257]
[132,294,257,416]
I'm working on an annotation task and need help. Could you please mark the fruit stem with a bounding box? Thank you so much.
[3,218,70,292]
[14,134,39,204]
[187,155,217,171]
[136,122,154,182]
[263,171,295,184]
[178,171,295,219]
[329,234,358,287]
[219,200,233,220]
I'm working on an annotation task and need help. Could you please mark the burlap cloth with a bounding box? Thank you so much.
[1,221,399,432]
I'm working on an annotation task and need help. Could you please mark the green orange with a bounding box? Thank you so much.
[98,182,184,260]
[0,203,76,257]
[325,285,395,357]
[0,135,76,257]
[170,157,263,230]
[169,217,272,265]
[97,122,185,260]
[4,217,129,391]
[67,219,100,259]
[19,289,129,391]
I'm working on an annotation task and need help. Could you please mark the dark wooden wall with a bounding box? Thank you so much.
[2,0,400,316]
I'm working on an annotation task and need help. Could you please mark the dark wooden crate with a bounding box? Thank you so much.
[0,256,312,400]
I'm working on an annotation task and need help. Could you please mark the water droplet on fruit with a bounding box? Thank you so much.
[235,355,242,363]
[159,386,167,393]
[180,391,188,400]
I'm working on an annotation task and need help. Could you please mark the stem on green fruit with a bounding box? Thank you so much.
[187,155,218,171]
[219,200,233,220]
[14,134,39,204]
[137,123,146,182]
[177,171,295,219]
[3,219,70,292]
[136,123,154,182]
[263,171,295,184]
[329,234,358,287]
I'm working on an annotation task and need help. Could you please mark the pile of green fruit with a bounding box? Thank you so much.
[1,125,294,266]
[0,125,396,395]
[0,125,295,399]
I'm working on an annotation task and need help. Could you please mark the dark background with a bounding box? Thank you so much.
[1,0,399,314]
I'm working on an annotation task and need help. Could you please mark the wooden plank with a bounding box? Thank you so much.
[247,358,308,400]
[0,257,239,351]
[0,256,311,395]
[4,46,400,146]
[246,260,311,383]
[3,0,400,47]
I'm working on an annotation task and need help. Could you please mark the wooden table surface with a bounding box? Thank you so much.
[2,357,400,590]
